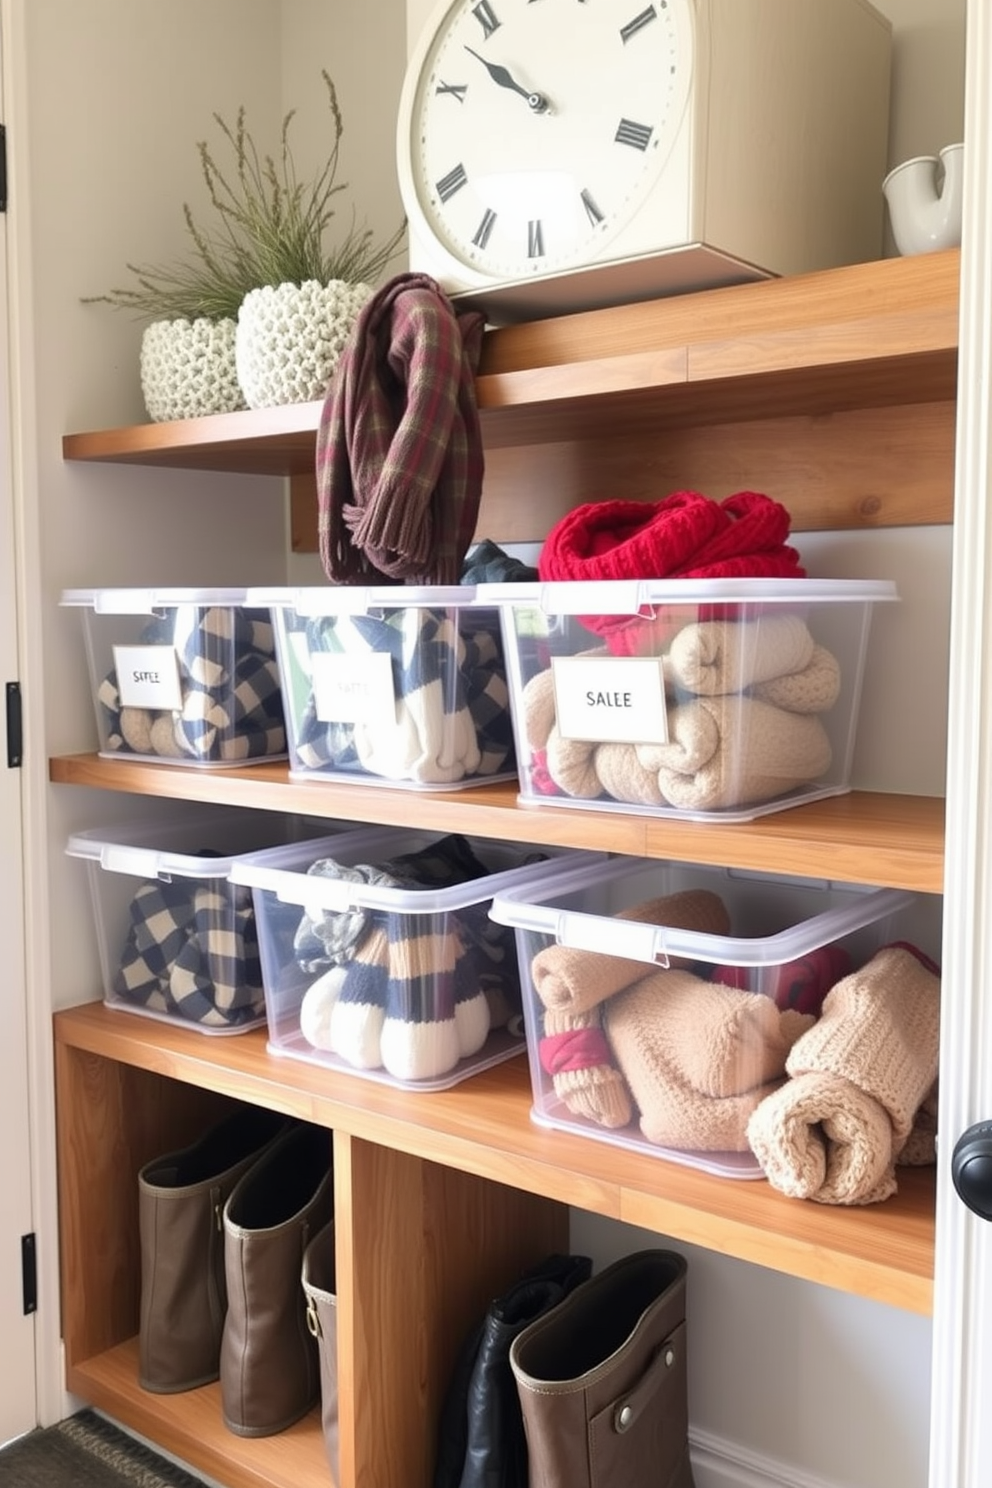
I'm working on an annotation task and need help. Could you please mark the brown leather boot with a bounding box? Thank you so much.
[220,1121,333,1437]
[138,1107,290,1393]
[301,1220,338,1478]
[509,1249,695,1488]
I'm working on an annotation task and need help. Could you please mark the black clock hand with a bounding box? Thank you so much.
[464,46,548,112]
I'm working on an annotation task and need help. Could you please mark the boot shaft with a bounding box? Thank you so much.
[138,1107,289,1393]
[302,1220,339,1480]
[510,1250,694,1488]
[221,1121,334,1438]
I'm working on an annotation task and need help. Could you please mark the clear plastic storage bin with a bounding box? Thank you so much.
[248,585,517,789]
[490,854,924,1178]
[231,827,604,1090]
[62,587,287,767]
[484,577,898,821]
[66,809,348,1034]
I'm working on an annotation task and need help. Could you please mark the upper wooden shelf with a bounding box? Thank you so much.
[48,754,946,894]
[62,250,960,472]
[54,1001,935,1315]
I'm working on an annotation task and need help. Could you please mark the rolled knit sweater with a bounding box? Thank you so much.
[746,944,941,1204]
[532,889,731,1015]
[605,968,812,1152]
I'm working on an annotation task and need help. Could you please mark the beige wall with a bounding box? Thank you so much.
[281,0,407,289]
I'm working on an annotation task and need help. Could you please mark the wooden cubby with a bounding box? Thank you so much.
[53,247,957,1488]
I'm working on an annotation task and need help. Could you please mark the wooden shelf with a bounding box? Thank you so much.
[66,1341,329,1488]
[49,754,946,894]
[54,1001,935,1316]
[63,251,960,554]
[63,251,960,471]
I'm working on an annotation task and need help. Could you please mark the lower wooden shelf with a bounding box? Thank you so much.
[67,1340,331,1488]
[54,1002,935,1316]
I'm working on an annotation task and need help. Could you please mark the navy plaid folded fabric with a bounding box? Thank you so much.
[97,604,285,763]
[112,875,264,1029]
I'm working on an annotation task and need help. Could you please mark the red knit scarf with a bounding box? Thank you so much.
[539,490,805,653]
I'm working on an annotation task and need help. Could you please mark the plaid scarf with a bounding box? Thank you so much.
[316,273,486,586]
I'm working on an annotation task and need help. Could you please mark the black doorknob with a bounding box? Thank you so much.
[951,1121,992,1220]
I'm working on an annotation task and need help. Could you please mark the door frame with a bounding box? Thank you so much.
[0,13,36,1445]
[930,4,992,1485]
[0,0,67,1431]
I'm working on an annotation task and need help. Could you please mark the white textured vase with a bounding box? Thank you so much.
[235,279,373,409]
[139,317,245,423]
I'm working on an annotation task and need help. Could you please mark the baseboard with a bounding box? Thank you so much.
[690,1428,844,1488]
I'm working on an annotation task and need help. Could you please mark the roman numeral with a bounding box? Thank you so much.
[528,219,545,257]
[436,163,469,202]
[580,189,605,226]
[615,117,654,151]
[472,1,500,38]
[620,6,657,42]
[436,79,468,102]
[473,208,497,249]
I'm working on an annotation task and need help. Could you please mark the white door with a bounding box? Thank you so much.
[0,17,38,1447]
[930,5,992,1486]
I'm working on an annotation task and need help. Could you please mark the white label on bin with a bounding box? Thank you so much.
[310,650,396,725]
[551,656,669,744]
[113,645,183,710]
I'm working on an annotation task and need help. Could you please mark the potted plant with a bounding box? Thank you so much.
[89,71,405,420]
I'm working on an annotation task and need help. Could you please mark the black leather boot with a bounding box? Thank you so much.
[434,1253,592,1488]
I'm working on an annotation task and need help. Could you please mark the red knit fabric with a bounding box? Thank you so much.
[713,944,853,1018]
[539,1026,613,1075]
[538,491,806,653]
[541,492,727,582]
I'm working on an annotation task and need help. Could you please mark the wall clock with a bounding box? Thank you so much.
[396,0,892,323]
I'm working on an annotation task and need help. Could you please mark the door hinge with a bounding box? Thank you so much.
[0,124,6,212]
[6,681,22,767]
[21,1233,36,1315]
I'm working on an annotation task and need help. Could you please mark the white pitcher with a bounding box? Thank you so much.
[882,142,964,256]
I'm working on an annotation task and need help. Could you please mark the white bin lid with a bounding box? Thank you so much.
[490,854,914,968]
[246,585,498,616]
[231,832,603,914]
[477,577,899,615]
[60,587,258,614]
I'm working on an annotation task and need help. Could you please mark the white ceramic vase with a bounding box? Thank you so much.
[139,317,245,423]
[882,142,964,257]
[235,279,373,409]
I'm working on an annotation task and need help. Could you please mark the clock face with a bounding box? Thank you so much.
[399,0,695,282]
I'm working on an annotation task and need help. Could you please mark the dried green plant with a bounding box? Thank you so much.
[86,71,405,322]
